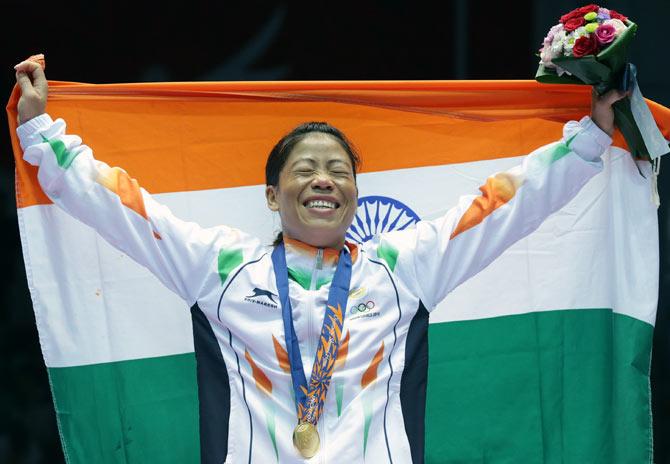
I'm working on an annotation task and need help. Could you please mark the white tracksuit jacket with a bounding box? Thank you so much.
[17,114,611,464]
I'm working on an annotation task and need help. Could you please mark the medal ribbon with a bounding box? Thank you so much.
[272,242,351,425]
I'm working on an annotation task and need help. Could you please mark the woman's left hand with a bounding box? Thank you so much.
[591,88,629,137]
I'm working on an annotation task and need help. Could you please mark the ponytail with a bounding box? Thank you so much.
[272,231,284,247]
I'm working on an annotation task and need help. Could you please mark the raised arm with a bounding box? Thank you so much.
[14,59,243,305]
[375,89,626,309]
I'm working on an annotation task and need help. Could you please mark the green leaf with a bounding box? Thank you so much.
[551,55,612,85]
[535,64,585,85]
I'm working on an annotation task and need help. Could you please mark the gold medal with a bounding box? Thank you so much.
[292,421,320,458]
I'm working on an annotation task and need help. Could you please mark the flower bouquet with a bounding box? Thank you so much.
[536,5,668,160]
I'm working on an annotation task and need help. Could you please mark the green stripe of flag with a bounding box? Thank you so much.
[45,308,654,463]
[426,308,653,464]
[48,353,200,464]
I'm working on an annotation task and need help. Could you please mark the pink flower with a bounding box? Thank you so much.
[603,18,626,35]
[595,24,616,45]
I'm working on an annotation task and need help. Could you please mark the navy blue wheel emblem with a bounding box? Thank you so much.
[346,195,420,244]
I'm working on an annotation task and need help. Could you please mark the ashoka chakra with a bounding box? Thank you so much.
[346,195,420,244]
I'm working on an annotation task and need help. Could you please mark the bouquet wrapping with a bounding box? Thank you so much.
[536,5,668,160]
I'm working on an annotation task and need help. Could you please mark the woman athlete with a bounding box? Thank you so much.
[14,58,625,463]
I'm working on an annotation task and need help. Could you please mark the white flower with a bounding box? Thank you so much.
[573,26,588,38]
[540,51,557,68]
[550,42,563,57]
[553,30,566,44]
[537,29,565,65]
[544,23,565,46]
[540,58,557,69]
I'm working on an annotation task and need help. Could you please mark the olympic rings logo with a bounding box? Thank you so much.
[350,301,375,315]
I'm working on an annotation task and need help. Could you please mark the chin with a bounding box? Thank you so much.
[285,211,355,248]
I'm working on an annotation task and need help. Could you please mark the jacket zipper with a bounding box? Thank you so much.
[310,248,324,290]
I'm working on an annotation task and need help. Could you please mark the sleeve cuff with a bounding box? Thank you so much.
[17,114,54,149]
[578,116,613,150]
[563,116,613,162]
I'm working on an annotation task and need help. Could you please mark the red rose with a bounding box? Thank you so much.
[572,34,599,57]
[560,4,599,23]
[609,9,628,22]
[564,16,586,32]
[560,9,581,23]
[576,4,599,16]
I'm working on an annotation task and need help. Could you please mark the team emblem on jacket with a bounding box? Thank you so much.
[244,287,279,309]
[348,300,379,321]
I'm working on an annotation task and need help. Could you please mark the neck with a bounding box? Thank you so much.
[283,233,345,250]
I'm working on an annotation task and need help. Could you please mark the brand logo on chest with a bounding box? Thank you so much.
[244,287,279,309]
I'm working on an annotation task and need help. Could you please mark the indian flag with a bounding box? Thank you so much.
[7,81,669,463]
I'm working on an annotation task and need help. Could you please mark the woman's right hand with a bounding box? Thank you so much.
[14,57,48,125]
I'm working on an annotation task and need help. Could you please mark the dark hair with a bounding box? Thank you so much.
[266,122,361,246]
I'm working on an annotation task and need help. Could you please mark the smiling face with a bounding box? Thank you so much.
[265,132,358,249]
